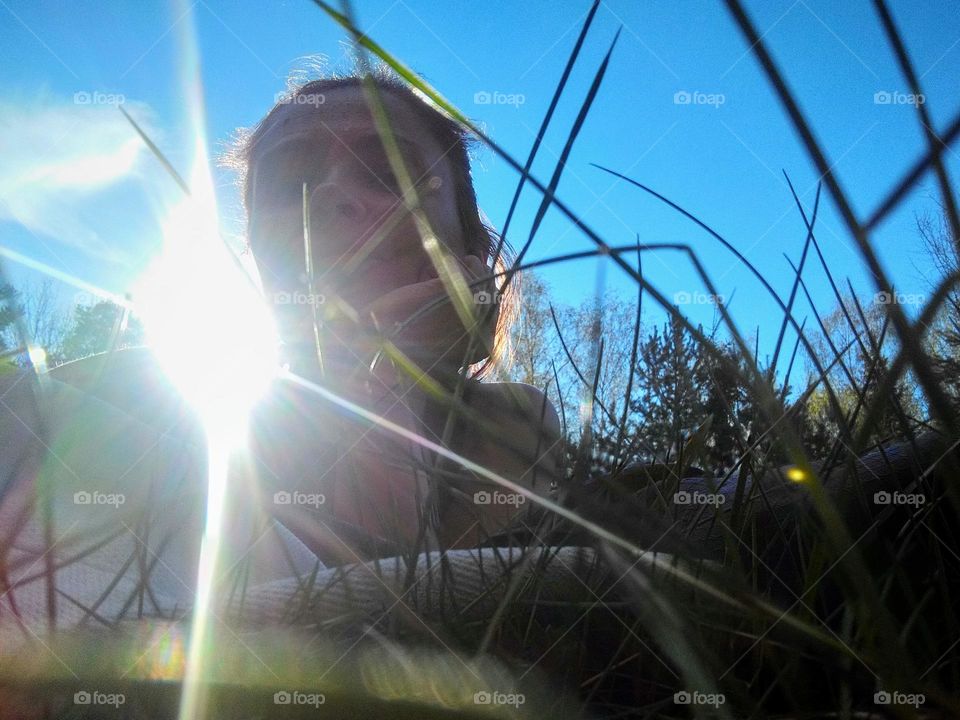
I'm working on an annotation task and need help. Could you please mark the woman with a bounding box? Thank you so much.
[227,68,563,565]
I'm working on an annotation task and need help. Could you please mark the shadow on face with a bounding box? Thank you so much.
[246,85,468,340]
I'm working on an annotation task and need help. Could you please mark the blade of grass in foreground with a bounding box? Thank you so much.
[513,24,621,269]
[872,0,960,254]
[494,0,602,267]
[723,0,959,440]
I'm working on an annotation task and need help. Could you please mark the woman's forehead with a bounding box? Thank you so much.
[253,85,444,162]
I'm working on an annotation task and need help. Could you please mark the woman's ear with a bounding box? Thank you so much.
[459,209,491,266]
[455,253,497,367]
[475,242,490,267]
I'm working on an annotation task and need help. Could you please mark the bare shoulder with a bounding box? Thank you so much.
[436,381,562,547]
[460,381,563,460]
[466,381,562,438]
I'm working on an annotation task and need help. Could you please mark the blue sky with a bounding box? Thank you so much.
[1,0,958,373]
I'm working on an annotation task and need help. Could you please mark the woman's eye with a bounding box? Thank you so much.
[358,163,400,195]
[254,168,310,207]
[362,165,439,199]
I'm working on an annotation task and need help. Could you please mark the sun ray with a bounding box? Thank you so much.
[119,5,279,717]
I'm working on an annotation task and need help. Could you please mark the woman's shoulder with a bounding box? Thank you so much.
[465,380,561,437]
[467,379,548,405]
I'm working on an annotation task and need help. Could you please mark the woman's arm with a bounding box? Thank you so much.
[436,381,563,548]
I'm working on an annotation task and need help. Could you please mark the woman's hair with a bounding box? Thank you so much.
[221,65,518,380]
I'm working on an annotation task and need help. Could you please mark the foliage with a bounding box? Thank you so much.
[59,300,144,362]
[0,282,21,353]
[3,1,960,717]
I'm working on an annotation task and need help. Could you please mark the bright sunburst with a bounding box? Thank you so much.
[134,143,278,441]
[133,137,279,720]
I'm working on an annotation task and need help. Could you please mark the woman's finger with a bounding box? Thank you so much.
[361,276,446,319]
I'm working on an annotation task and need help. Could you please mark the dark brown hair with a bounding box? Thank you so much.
[222,66,518,379]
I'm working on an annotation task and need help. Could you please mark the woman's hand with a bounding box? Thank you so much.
[324,254,498,388]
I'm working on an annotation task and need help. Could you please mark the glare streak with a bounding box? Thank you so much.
[0,244,130,307]
[133,139,277,720]
[178,435,231,719]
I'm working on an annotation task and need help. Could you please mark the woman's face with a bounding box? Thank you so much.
[247,85,468,341]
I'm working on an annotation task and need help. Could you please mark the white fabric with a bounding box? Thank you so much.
[0,355,600,654]
[0,357,323,647]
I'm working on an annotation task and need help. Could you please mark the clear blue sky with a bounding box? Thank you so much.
[1,0,958,372]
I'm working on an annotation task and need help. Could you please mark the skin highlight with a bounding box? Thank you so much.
[236,76,562,563]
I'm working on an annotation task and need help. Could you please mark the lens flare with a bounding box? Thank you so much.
[786,466,808,483]
[133,139,277,720]
[133,147,278,441]
[27,346,47,371]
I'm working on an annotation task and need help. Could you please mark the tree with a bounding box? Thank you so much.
[60,300,144,362]
[19,278,69,365]
[630,316,705,464]
[917,206,960,412]
[625,316,777,475]
[502,271,556,392]
[798,295,922,456]
[0,283,21,354]
[554,294,641,430]
[504,271,648,468]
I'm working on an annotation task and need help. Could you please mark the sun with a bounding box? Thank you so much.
[132,139,279,720]
[133,140,279,444]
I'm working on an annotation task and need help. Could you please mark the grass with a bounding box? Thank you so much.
[1,0,960,718]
